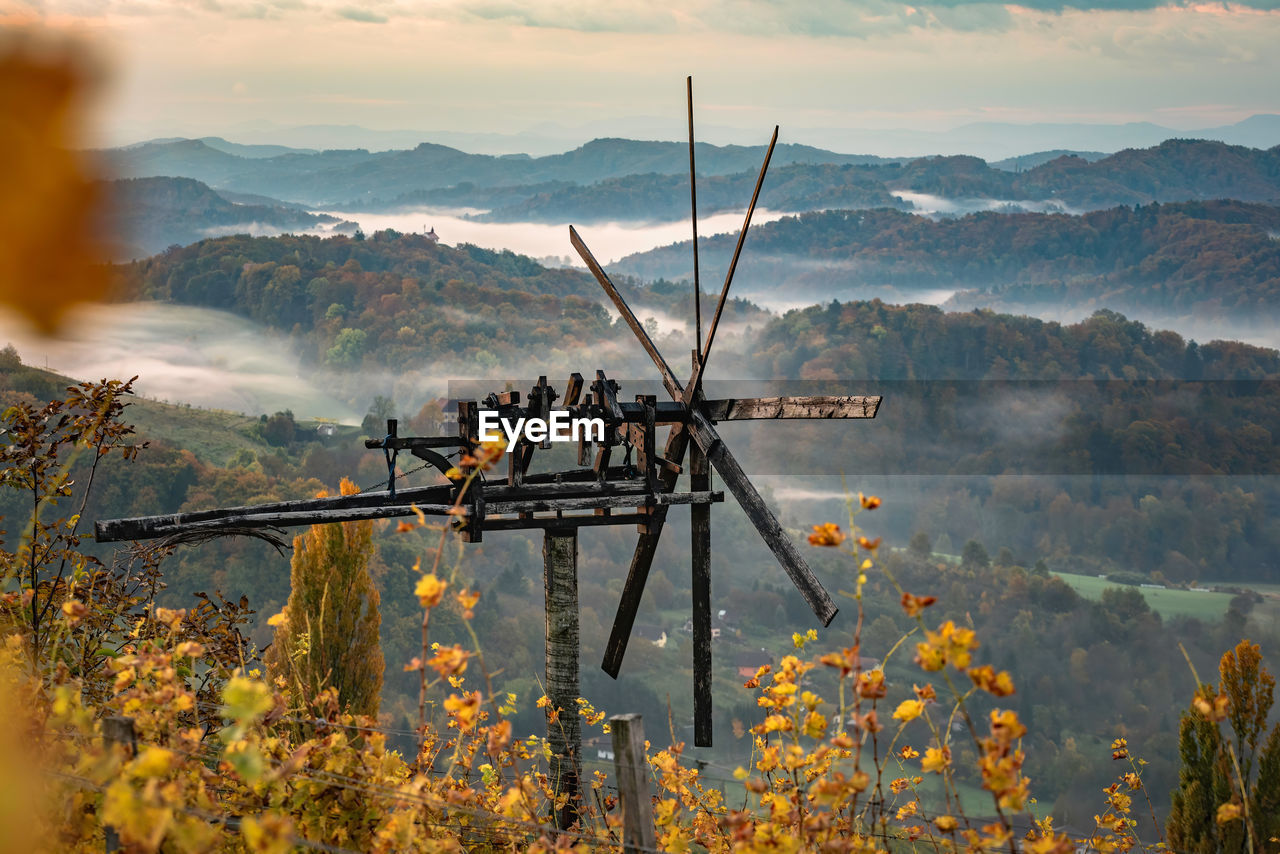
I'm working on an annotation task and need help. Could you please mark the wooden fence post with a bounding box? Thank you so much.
[544,527,581,831]
[610,713,656,854]
[103,716,137,853]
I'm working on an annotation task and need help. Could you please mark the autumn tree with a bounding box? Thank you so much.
[265,477,384,718]
[1167,639,1280,854]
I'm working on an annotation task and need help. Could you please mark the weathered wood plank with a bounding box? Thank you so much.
[544,529,581,831]
[564,372,584,406]
[610,714,657,854]
[703,395,881,421]
[594,370,625,424]
[486,491,721,515]
[98,490,723,541]
[690,441,713,747]
[688,409,838,626]
[485,513,647,531]
[96,479,662,542]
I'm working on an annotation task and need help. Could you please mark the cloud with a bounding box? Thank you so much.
[15,0,1280,36]
[449,0,1278,38]
[335,5,386,23]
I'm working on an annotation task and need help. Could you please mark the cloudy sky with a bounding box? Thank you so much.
[7,0,1279,150]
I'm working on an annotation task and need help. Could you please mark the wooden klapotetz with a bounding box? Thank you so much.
[95,79,881,830]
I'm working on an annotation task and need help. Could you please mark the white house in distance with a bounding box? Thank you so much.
[424,226,439,243]
[633,624,668,648]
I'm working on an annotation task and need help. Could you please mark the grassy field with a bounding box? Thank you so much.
[127,398,268,466]
[1053,572,1235,621]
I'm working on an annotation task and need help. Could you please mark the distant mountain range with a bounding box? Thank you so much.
[804,114,1280,161]
[99,134,1280,227]
[99,137,901,209]
[123,113,1280,160]
[103,176,355,260]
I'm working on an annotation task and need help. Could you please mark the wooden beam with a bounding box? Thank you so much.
[544,528,581,831]
[97,489,722,541]
[610,714,657,854]
[485,513,649,532]
[703,395,881,421]
[594,370,625,424]
[690,440,713,747]
[564,372,584,406]
[96,479,661,542]
[485,492,721,515]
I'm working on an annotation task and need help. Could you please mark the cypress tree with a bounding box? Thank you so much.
[265,478,384,718]
[1167,640,1280,854]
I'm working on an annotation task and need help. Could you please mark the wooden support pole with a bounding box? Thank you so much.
[103,716,137,853]
[690,439,713,748]
[610,714,656,854]
[544,528,581,831]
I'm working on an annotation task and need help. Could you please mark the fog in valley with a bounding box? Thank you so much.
[317,207,788,266]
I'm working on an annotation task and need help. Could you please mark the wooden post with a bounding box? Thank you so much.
[690,438,713,747]
[610,714,656,854]
[544,528,581,831]
[103,716,137,853]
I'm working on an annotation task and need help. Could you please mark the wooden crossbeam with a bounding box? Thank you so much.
[96,488,722,541]
[98,477,658,542]
[703,395,880,421]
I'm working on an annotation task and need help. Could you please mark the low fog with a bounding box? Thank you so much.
[318,207,788,266]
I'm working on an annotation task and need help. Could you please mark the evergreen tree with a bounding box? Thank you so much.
[908,531,932,558]
[1167,640,1280,854]
[961,539,990,570]
[265,477,384,718]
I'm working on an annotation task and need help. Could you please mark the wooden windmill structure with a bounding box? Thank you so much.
[95,79,881,829]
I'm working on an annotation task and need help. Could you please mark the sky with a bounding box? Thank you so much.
[4,0,1279,150]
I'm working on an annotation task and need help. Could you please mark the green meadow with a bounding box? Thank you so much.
[1053,572,1236,622]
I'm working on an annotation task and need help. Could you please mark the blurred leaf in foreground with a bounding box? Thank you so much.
[0,31,109,335]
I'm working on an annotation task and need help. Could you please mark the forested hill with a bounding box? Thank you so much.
[883,139,1280,209]
[464,162,912,223]
[112,232,605,369]
[749,302,1280,478]
[749,299,1280,381]
[484,138,1280,220]
[105,176,354,259]
[102,137,897,207]
[108,232,766,373]
[615,200,1280,326]
[742,303,1280,581]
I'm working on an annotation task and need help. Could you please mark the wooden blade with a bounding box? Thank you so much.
[689,125,778,397]
[569,225,684,401]
[687,76,702,363]
[687,409,838,626]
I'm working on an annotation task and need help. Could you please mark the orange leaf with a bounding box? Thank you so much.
[0,36,111,335]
